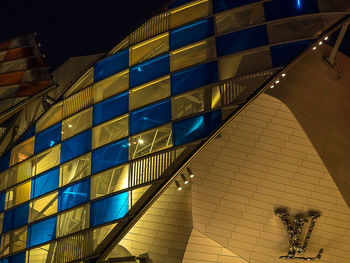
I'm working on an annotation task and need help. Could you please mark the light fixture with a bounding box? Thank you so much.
[138,139,144,144]
[181,174,189,184]
[275,79,280,84]
[68,124,72,128]
[281,73,286,77]
[187,167,194,178]
[318,41,323,45]
[175,180,182,191]
[270,85,274,89]
[312,46,317,50]
[324,36,328,40]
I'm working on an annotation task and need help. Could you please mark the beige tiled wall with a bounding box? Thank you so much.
[190,93,350,263]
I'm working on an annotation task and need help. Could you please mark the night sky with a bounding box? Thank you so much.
[0,0,170,71]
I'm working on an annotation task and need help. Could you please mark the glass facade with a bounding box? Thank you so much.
[0,0,347,261]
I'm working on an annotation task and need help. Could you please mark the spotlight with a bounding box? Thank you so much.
[68,124,72,128]
[270,85,274,89]
[318,41,323,45]
[175,180,182,191]
[312,46,317,50]
[186,167,194,178]
[181,174,189,184]
[275,79,280,84]
[324,36,328,40]
[138,139,144,144]
[281,73,286,77]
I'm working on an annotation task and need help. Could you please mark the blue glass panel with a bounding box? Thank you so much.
[31,167,59,199]
[270,40,312,67]
[130,54,170,88]
[93,92,128,126]
[0,192,5,212]
[28,216,56,247]
[170,18,214,50]
[3,203,29,233]
[213,0,261,13]
[1,252,25,263]
[168,0,193,9]
[18,125,35,143]
[91,139,129,174]
[90,191,129,227]
[0,151,10,173]
[60,129,91,163]
[264,0,318,21]
[216,25,268,57]
[130,100,171,135]
[94,49,129,82]
[171,61,218,96]
[34,123,61,154]
[58,178,90,212]
[173,110,222,146]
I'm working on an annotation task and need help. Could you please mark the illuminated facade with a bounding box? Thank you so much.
[0,0,349,262]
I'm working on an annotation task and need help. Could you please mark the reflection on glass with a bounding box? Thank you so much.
[130,32,169,66]
[91,164,129,199]
[92,115,128,149]
[170,38,216,72]
[5,181,31,209]
[59,153,91,187]
[62,107,92,140]
[130,124,172,159]
[36,102,63,133]
[94,70,129,103]
[170,0,210,29]
[29,192,58,223]
[57,204,89,237]
[10,137,35,166]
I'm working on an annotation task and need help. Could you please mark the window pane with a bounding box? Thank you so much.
[130,124,173,159]
[26,243,57,263]
[12,226,27,253]
[91,164,129,199]
[0,151,10,173]
[92,115,128,149]
[171,87,212,119]
[62,107,92,140]
[92,222,117,250]
[56,204,89,237]
[213,0,261,13]
[91,139,129,174]
[0,212,3,234]
[60,129,91,164]
[130,32,169,66]
[130,100,171,135]
[129,76,170,111]
[215,4,265,34]
[170,38,216,72]
[28,216,56,247]
[34,145,61,175]
[3,203,29,233]
[170,0,210,29]
[59,153,91,187]
[29,192,58,223]
[10,137,35,166]
[30,168,59,199]
[34,123,61,154]
[131,185,151,206]
[58,178,90,212]
[5,181,31,210]
[94,69,129,103]
[36,102,63,133]
[90,192,129,227]
[16,158,34,184]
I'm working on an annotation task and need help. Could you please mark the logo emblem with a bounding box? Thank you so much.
[275,208,323,261]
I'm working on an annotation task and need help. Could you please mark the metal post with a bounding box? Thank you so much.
[326,22,349,67]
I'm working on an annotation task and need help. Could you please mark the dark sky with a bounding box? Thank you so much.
[0,0,170,71]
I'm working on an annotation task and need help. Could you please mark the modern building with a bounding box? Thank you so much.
[0,0,350,262]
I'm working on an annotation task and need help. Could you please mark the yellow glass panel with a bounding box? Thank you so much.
[0,232,10,256]
[170,0,210,29]
[63,86,93,119]
[0,213,3,234]
[130,124,173,159]
[92,223,117,250]
[62,107,92,140]
[57,204,89,238]
[170,38,216,72]
[12,226,27,253]
[16,158,34,183]
[59,153,91,187]
[131,185,151,206]
[94,69,129,103]
[26,243,57,263]
[5,180,31,209]
[29,192,58,223]
[129,76,170,110]
[130,33,169,66]
[10,137,35,166]
[34,144,61,175]
[36,101,63,133]
[92,115,128,149]
[91,164,129,199]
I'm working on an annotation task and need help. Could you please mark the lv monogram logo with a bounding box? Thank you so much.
[275,208,323,261]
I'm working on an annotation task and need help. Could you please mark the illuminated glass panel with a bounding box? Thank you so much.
[93,92,129,126]
[130,33,169,66]
[36,102,63,133]
[56,204,89,237]
[3,203,29,233]
[90,191,129,227]
[58,178,90,212]
[59,153,91,187]
[5,181,31,210]
[173,110,222,145]
[34,145,61,175]
[91,139,129,174]
[60,129,91,164]
[29,192,58,223]
[91,164,129,199]
[34,123,61,155]
[213,0,261,12]
[0,231,10,256]
[94,49,129,82]
[92,115,128,149]
[170,38,216,72]
[26,243,56,263]
[62,107,92,140]
[30,168,59,199]
[28,216,57,247]
[130,100,171,135]
[0,212,3,234]
[92,222,117,250]
[12,226,27,253]
[10,137,35,166]
[16,159,34,184]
